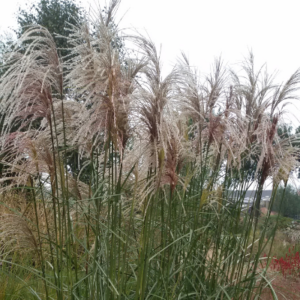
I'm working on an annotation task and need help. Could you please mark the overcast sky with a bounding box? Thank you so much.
[1,0,300,188]
[1,0,300,76]
[1,0,300,121]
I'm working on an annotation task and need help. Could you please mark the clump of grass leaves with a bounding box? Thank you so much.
[0,0,300,299]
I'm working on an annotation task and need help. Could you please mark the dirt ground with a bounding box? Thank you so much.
[260,275,300,300]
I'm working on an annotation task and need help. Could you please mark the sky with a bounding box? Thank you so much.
[1,0,300,120]
[1,0,300,188]
[1,0,300,82]
[3,0,300,123]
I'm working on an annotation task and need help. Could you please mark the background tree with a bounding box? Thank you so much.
[16,0,84,57]
[14,0,126,183]
[0,33,14,77]
[277,123,293,139]
[273,185,300,218]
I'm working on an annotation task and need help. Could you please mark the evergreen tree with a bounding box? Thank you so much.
[16,0,84,57]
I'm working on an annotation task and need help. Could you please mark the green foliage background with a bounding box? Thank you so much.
[273,185,300,218]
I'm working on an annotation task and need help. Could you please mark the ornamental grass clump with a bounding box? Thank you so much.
[0,0,300,299]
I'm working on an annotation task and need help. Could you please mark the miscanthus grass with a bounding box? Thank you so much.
[0,0,300,299]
